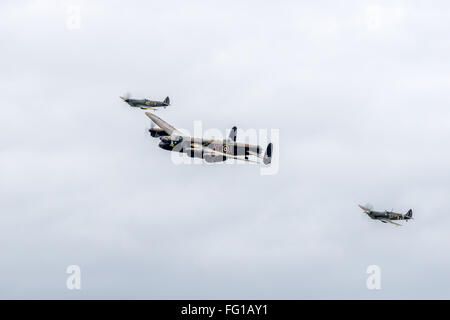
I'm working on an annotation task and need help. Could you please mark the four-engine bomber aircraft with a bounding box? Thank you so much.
[120,94,170,110]
[358,205,413,226]
[145,112,273,165]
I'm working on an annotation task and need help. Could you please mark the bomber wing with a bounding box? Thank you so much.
[145,112,183,137]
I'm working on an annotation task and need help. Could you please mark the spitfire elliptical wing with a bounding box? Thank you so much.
[379,219,402,226]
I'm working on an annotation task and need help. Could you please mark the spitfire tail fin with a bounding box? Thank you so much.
[163,96,170,105]
[405,209,413,220]
[263,143,273,165]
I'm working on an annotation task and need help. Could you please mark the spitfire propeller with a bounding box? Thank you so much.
[120,92,132,102]
[358,203,373,214]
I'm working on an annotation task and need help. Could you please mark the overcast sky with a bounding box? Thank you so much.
[1,0,450,299]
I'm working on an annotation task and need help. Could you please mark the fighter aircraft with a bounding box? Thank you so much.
[145,112,273,165]
[120,93,170,110]
[358,204,413,226]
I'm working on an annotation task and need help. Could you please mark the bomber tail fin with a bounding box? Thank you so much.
[263,143,273,165]
[228,126,237,142]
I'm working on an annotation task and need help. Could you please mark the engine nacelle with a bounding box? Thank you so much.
[159,141,173,151]
[160,135,183,144]
[159,136,184,152]
[149,128,168,138]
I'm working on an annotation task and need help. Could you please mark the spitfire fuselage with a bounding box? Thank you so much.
[358,205,413,226]
[125,99,168,108]
[367,210,405,220]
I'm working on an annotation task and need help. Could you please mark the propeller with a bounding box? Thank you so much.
[145,119,156,137]
[359,203,373,214]
[120,92,131,102]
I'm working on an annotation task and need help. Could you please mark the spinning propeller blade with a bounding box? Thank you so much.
[120,92,131,101]
[358,203,373,213]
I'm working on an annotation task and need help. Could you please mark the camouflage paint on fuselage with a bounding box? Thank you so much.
[144,112,272,165]
[120,96,170,109]
[158,136,262,159]
[367,210,404,220]
[358,205,413,225]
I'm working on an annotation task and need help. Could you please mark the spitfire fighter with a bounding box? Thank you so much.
[120,94,170,110]
[145,112,273,165]
[358,204,413,226]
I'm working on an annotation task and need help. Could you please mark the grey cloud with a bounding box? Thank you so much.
[1,0,450,299]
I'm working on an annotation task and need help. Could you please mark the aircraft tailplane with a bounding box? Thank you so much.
[164,96,170,105]
[405,209,413,220]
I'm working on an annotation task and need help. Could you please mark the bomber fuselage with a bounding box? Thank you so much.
[157,136,262,158]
